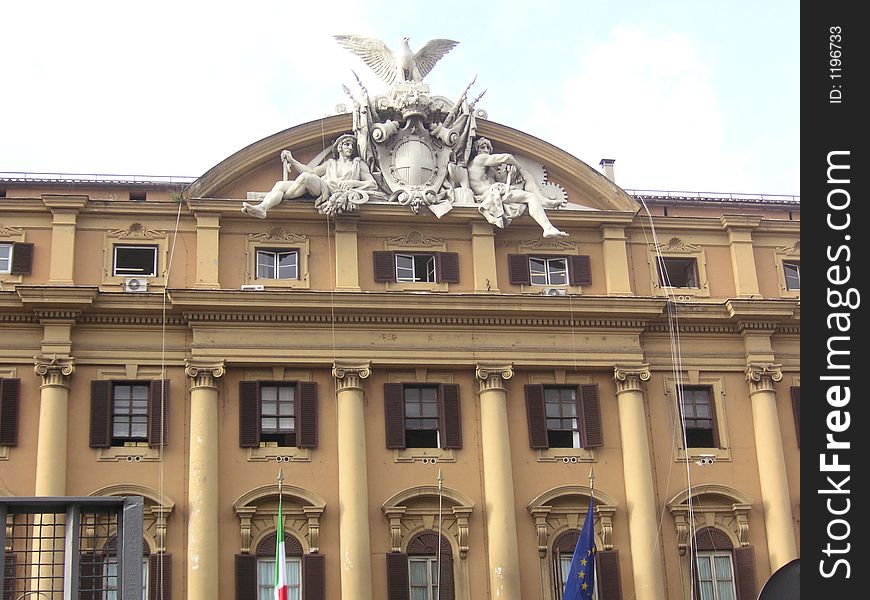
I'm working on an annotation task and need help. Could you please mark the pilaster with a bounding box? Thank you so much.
[721,215,762,298]
[42,194,88,285]
[333,217,361,291]
[471,222,499,293]
[601,224,633,295]
[193,212,221,288]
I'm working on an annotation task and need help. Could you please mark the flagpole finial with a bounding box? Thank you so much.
[277,467,285,486]
[588,466,595,490]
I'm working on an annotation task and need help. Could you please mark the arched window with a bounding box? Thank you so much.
[691,527,756,600]
[386,531,454,600]
[256,532,303,600]
[80,536,170,600]
[551,530,596,600]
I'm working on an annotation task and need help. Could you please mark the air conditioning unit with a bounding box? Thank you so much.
[123,277,148,292]
[542,287,567,296]
[240,284,265,291]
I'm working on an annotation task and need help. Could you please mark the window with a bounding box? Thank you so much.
[90,381,169,449]
[104,556,149,600]
[695,552,735,600]
[235,531,325,600]
[386,532,454,600]
[0,378,20,446]
[0,242,34,275]
[373,251,459,284]
[783,261,800,290]
[239,381,318,449]
[657,257,699,288]
[384,383,461,450]
[552,530,599,600]
[790,386,800,447]
[256,249,299,280]
[678,386,718,448]
[690,527,756,600]
[508,254,591,287]
[80,537,170,600]
[113,245,157,277]
[525,384,603,450]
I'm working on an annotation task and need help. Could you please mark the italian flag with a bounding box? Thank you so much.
[274,494,289,600]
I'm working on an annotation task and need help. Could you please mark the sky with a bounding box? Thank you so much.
[0,1,799,196]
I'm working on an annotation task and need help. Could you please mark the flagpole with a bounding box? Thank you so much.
[437,468,444,600]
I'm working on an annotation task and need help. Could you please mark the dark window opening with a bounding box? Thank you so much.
[130,191,147,202]
[545,387,580,448]
[404,385,440,448]
[657,257,699,288]
[679,386,718,448]
[114,245,158,277]
[396,253,437,283]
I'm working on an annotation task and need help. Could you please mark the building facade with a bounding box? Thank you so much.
[1,98,799,599]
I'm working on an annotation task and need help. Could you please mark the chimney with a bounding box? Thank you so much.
[599,158,616,182]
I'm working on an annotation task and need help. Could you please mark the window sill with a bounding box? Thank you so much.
[675,447,731,462]
[652,285,710,298]
[394,447,456,463]
[249,277,310,290]
[0,445,9,460]
[247,446,311,463]
[386,281,449,293]
[97,446,162,462]
[520,284,583,295]
[536,447,596,463]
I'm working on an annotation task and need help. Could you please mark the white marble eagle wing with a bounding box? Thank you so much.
[412,39,459,80]
[334,35,398,85]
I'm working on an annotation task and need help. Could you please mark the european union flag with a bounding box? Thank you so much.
[563,496,596,600]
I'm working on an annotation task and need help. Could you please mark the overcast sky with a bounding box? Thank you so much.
[0,0,798,196]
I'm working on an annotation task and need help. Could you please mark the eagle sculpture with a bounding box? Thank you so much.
[334,35,459,85]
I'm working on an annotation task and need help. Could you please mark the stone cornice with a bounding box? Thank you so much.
[15,286,98,312]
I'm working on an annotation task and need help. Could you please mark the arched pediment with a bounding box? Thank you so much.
[89,483,176,510]
[528,484,619,509]
[667,484,754,508]
[382,485,476,510]
[233,483,326,511]
[183,113,639,214]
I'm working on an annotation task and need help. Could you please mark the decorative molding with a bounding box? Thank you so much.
[185,360,225,389]
[667,484,754,554]
[107,222,166,239]
[0,226,24,237]
[381,485,475,559]
[519,238,576,251]
[613,365,651,394]
[249,227,309,243]
[385,231,444,247]
[33,354,75,387]
[745,362,783,394]
[89,483,175,553]
[650,237,702,253]
[233,484,327,554]
[526,485,618,557]
[775,241,800,256]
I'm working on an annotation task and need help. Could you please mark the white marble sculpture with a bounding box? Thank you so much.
[333,35,458,84]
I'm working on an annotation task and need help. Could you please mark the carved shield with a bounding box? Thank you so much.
[374,121,450,196]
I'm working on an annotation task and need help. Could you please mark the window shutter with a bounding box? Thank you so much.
[385,552,410,600]
[302,553,326,600]
[384,383,406,449]
[733,546,757,600]
[596,550,623,600]
[4,553,17,600]
[436,252,460,283]
[0,378,20,446]
[439,551,455,600]
[524,384,548,449]
[791,386,800,447]
[234,554,257,600]
[568,255,592,286]
[149,553,172,600]
[439,384,462,449]
[374,251,397,282]
[297,381,318,448]
[89,380,112,448]
[579,384,604,448]
[148,380,169,447]
[239,381,260,448]
[10,242,34,275]
[508,254,531,285]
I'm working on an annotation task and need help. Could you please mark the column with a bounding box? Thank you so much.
[332,361,373,600]
[601,225,633,295]
[184,360,225,600]
[613,366,667,600]
[745,362,797,570]
[721,216,762,298]
[333,217,361,291]
[42,195,88,285]
[33,355,75,496]
[194,212,221,288]
[471,222,499,293]
[475,363,521,600]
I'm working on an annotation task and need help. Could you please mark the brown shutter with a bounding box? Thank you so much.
[3,553,17,600]
[10,242,34,275]
[439,384,462,449]
[733,546,757,600]
[149,553,172,600]
[436,252,460,283]
[580,384,603,448]
[89,380,112,448]
[148,380,169,447]
[239,381,261,448]
[791,386,800,447]
[297,382,318,448]
[384,383,406,449]
[508,254,531,285]
[0,378,20,446]
[524,384,548,449]
[596,550,623,600]
[386,552,410,600]
[302,553,325,600]
[234,554,257,600]
[374,251,397,282]
[568,255,592,286]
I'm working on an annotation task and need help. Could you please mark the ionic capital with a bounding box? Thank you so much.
[33,354,75,388]
[744,362,783,395]
[475,363,513,393]
[332,361,371,392]
[613,365,651,395]
[185,360,225,390]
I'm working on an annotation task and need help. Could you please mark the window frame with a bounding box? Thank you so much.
[256,556,302,600]
[648,240,710,298]
[111,382,152,446]
[694,550,736,600]
[90,380,169,451]
[667,376,731,462]
[258,383,297,448]
[678,385,719,449]
[0,243,11,274]
[525,384,603,452]
[384,382,462,451]
[782,260,800,291]
[373,249,459,291]
[529,256,569,286]
[102,224,169,291]
[239,380,318,452]
[255,248,300,281]
[544,387,582,449]
[508,252,591,292]
[0,232,33,282]
[246,231,310,289]
[408,555,440,600]
[113,244,159,277]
